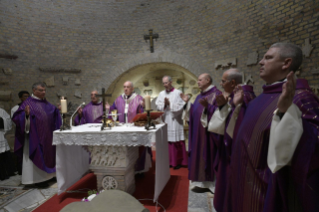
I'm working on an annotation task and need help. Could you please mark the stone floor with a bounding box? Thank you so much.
[0,175,58,212]
[187,182,216,212]
[0,174,215,212]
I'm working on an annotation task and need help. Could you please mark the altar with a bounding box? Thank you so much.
[53,123,170,202]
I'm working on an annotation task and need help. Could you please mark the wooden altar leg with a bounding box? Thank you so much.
[88,146,138,194]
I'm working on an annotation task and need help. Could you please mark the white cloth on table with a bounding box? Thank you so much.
[53,123,170,202]
[0,108,12,153]
[155,89,185,142]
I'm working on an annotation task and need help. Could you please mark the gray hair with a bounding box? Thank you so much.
[126,81,134,88]
[227,71,242,84]
[32,82,46,90]
[205,74,213,84]
[270,43,302,72]
[162,76,172,82]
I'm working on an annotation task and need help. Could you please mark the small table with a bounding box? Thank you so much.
[53,123,170,202]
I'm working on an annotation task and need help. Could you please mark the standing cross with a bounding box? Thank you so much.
[144,29,159,53]
[96,88,112,130]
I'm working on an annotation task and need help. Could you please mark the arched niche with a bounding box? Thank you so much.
[106,62,198,105]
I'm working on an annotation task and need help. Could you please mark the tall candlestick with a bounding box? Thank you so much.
[145,95,151,110]
[61,96,67,113]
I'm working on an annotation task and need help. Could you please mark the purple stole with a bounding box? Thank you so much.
[74,102,103,125]
[188,86,222,182]
[227,79,319,212]
[12,97,62,173]
[110,94,144,123]
[213,85,256,212]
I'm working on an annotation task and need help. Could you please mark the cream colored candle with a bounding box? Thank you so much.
[61,96,67,113]
[145,95,151,110]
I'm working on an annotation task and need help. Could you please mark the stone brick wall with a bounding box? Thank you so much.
[0,0,318,110]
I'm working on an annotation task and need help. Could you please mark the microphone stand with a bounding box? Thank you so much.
[70,102,85,130]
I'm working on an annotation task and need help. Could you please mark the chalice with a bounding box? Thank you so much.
[111,110,118,126]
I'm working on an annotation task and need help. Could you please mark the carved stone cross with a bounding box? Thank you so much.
[302,38,314,58]
[144,29,159,53]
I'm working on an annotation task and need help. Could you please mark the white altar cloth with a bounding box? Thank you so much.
[53,123,170,202]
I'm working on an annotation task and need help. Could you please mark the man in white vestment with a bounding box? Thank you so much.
[155,76,187,170]
[0,108,16,180]
[13,82,61,187]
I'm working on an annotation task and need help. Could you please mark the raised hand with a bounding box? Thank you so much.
[105,102,110,110]
[216,94,228,107]
[139,99,145,108]
[180,93,190,102]
[25,105,30,116]
[199,97,209,108]
[233,85,244,106]
[77,107,83,117]
[277,71,296,113]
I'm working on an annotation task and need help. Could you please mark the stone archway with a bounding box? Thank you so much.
[106,62,198,105]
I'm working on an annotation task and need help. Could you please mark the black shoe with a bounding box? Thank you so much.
[173,165,182,170]
[35,182,49,188]
[191,186,214,194]
[135,173,145,178]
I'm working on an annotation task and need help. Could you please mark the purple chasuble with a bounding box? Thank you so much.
[213,85,256,212]
[13,97,62,173]
[74,102,103,125]
[109,94,144,122]
[188,86,222,182]
[226,79,319,212]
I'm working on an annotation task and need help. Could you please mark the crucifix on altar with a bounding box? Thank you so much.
[144,29,159,53]
[96,88,112,131]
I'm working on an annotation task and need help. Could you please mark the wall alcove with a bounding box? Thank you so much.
[106,62,198,107]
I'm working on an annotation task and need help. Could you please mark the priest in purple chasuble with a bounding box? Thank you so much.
[74,90,105,125]
[224,43,319,212]
[200,69,256,211]
[182,73,222,193]
[155,76,188,170]
[107,81,144,123]
[13,82,62,186]
[106,81,148,173]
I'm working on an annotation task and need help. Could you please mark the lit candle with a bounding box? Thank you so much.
[61,96,67,113]
[145,95,151,110]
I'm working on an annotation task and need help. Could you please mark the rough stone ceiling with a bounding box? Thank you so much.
[0,0,218,31]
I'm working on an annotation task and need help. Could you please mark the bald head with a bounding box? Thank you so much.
[220,69,242,93]
[198,73,213,91]
[123,81,134,96]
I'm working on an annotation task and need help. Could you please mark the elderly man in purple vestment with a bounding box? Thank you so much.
[181,73,222,194]
[155,76,188,170]
[201,69,256,211]
[106,81,149,174]
[13,82,62,187]
[224,43,319,212]
[74,90,106,125]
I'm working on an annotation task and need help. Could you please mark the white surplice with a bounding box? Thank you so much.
[0,108,12,153]
[22,95,55,184]
[155,89,185,142]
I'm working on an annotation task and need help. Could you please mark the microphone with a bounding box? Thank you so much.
[70,102,85,129]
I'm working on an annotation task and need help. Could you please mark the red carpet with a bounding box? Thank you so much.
[33,151,189,212]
